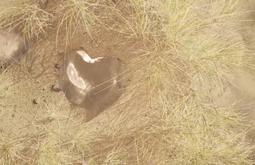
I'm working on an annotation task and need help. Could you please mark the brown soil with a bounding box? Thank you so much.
[1,0,255,164]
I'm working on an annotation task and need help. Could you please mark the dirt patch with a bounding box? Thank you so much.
[0,0,255,164]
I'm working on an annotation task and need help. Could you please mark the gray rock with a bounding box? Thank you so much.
[0,31,28,69]
[59,49,127,119]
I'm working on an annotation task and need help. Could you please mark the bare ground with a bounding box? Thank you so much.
[1,0,255,164]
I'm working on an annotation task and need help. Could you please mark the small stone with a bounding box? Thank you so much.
[0,31,27,68]
[32,99,38,104]
[51,84,61,92]
[54,63,60,69]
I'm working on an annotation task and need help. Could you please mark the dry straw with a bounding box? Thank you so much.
[0,0,53,39]
[0,0,254,164]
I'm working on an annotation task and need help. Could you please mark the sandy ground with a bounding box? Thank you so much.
[0,17,142,134]
[1,0,255,164]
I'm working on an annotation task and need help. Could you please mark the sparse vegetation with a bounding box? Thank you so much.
[56,0,100,45]
[0,0,53,39]
[0,0,255,164]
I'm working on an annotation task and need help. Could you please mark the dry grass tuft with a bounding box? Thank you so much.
[56,0,103,47]
[100,0,164,40]
[0,0,53,39]
[68,0,255,164]
[0,0,255,164]
[118,0,162,39]
[63,45,253,164]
